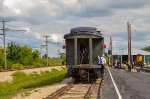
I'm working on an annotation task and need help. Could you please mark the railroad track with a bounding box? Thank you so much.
[45,78,103,99]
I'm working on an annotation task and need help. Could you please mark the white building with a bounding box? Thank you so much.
[112,48,150,65]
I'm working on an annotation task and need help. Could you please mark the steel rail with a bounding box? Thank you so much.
[84,78,103,99]
[84,83,93,99]
[44,81,74,99]
[45,76,103,99]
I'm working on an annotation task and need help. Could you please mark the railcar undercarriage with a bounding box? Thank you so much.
[67,65,101,82]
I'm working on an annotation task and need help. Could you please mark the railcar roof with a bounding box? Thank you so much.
[64,27,103,39]
[70,27,97,33]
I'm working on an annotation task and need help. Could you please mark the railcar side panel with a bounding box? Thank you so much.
[66,39,74,66]
[92,38,103,65]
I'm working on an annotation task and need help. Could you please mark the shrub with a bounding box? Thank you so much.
[11,63,24,69]
[7,61,13,69]
[32,62,44,67]
[48,58,64,66]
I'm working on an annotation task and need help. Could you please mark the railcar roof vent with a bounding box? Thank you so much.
[70,27,97,34]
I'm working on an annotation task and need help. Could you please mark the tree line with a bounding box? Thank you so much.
[0,42,65,70]
[142,46,150,52]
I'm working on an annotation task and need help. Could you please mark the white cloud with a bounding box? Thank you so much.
[0,0,150,57]
[62,0,77,4]
[51,35,58,42]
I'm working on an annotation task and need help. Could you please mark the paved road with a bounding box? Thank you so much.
[101,68,150,99]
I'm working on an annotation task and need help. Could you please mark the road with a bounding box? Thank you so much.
[102,67,150,99]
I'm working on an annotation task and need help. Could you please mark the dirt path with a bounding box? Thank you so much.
[0,66,65,82]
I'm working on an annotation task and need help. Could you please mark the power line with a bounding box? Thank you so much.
[6,31,61,49]
[0,20,26,69]
[84,0,92,26]
[131,0,146,24]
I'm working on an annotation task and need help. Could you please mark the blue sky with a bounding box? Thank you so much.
[0,0,150,57]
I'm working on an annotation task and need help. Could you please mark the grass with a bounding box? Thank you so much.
[0,69,67,99]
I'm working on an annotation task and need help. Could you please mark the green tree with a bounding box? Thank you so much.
[33,50,40,61]
[19,46,33,65]
[7,42,21,62]
[60,53,66,59]
[42,54,48,59]
[142,46,150,52]
[6,42,65,68]
[60,53,66,65]
[0,48,4,67]
[7,42,42,66]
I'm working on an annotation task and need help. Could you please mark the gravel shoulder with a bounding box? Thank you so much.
[0,66,65,82]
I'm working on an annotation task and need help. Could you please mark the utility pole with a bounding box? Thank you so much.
[110,37,113,67]
[0,20,9,69]
[0,20,26,69]
[127,22,132,66]
[42,36,50,66]
[58,49,60,58]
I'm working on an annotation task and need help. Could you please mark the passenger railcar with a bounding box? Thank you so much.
[64,27,105,81]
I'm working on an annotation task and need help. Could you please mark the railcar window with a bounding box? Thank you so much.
[79,38,89,64]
